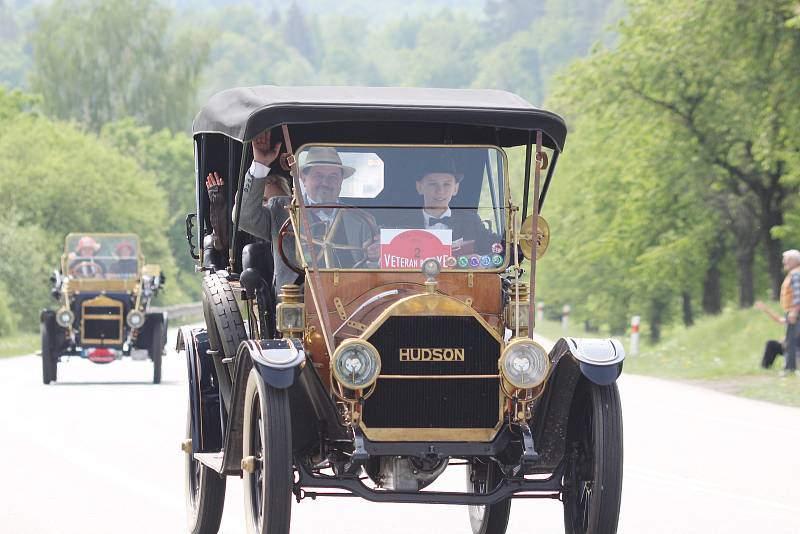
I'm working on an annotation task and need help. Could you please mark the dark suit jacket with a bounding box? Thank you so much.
[237,172,376,291]
[398,210,496,255]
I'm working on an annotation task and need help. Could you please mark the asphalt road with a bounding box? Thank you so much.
[1,327,799,534]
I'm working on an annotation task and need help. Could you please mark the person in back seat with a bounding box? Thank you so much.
[204,168,290,252]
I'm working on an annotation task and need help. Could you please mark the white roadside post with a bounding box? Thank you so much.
[561,304,570,333]
[631,315,641,356]
[537,301,544,322]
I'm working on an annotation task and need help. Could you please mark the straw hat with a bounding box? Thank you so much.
[300,147,355,179]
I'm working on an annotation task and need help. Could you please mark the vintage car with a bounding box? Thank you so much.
[179,86,625,534]
[41,233,167,384]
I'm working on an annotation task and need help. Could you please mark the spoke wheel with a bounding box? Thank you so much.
[467,461,511,534]
[242,369,292,534]
[184,404,226,534]
[563,380,623,534]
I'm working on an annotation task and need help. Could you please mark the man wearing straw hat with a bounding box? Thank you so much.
[237,130,379,290]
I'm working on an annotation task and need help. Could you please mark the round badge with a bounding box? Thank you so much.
[491,242,503,254]
[469,255,481,268]
[480,255,492,267]
[492,254,504,266]
[445,255,457,268]
[457,256,469,268]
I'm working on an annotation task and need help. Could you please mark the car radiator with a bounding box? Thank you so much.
[362,315,501,433]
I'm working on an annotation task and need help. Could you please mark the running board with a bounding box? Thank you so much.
[193,452,224,473]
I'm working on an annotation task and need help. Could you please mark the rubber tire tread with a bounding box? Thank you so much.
[41,315,57,384]
[563,381,623,534]
[202,274,247,358]
[468,462,511,534]
[185,405,226,534]
[243,369,292,534]
[151,317,163,384]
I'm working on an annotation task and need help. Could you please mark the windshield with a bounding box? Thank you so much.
[294,145,507,271]
[62,234,141,279]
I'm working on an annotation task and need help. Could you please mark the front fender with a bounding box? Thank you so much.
[219,337,308,474]
[236,338,306,389]
[529,336,624,473]
[556,337,625,386]
[177,326,222,454]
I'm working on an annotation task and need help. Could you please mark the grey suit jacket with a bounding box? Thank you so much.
[237,172,376,292]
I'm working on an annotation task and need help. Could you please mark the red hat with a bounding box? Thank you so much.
[115,241,136,256]
[75,236,101,253]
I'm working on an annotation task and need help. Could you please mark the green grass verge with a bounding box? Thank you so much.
[533,305,800,407]
[0,331,39,358]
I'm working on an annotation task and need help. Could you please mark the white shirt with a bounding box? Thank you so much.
[423,208,452,230]
[306,195,335,224]
[250,161,270,179]
[250,161,332,222]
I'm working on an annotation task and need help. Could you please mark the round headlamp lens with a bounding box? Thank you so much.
[126,310,145,328]
[332,341,381,390]
[501,341,549,389]
[56,309,75,327]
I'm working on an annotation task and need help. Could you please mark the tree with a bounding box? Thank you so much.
[283,1,319,66]
[100,118,199,298]
[593,0,800,302]
[484,0,545,37]
[30,0,208,132]
[471,31,544,104]
[0,90,184,331]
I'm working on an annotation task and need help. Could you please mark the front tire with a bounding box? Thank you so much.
[184,405,226,534]
[562,380,623,534]
[242,369,292,534]
[467,461,511,534]
[150,314,165,384]
[41,314,58,384]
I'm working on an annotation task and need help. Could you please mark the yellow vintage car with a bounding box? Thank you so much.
[179,86,625,534]
[40,233,167,384]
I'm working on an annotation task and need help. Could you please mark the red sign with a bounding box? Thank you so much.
[380,229,452,269]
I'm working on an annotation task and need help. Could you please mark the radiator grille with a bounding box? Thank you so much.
[83,318,122,343]
[363,315,501,430]
[81,297,123,345]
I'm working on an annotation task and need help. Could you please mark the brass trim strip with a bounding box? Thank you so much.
[359,427,499,442]
[378,374,499,380]
[333,297,347,320]
[359,293,505,345]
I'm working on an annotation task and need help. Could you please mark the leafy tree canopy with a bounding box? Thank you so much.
[30,0,209,132]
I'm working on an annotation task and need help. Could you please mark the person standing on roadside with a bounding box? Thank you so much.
[778,249,800,376]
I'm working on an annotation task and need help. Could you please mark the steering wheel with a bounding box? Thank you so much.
[277,203,379,275]
[69,260,106,278]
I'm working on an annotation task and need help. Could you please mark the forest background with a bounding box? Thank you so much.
[0,0,798,345]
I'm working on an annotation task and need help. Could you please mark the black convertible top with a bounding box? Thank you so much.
[192,86,567,150]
